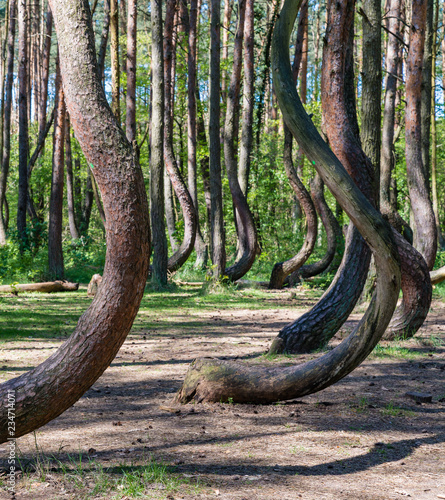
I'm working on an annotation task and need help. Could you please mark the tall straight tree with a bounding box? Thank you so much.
[65,114,80,240]
[38,4,53,142]
[17,0,29,250]
[126,0,137,142]
[150,0,168,285]
[48,60,65,279]
[0,0,16,245]
[209,0,226,278]
[361,0,381,175]
[405,0,437,269]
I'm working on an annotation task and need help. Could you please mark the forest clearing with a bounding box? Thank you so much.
[0,287,444,499]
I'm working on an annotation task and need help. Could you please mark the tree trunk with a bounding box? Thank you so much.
[361,0,381,177]
[175,0,401,405]
[110,0,120,122]
[48,59,65,280]
[164,0,197,273]
[150,0,168,286]
[405,0,437,269]
[17,0,29,250]
[164,168,179,252]
[269,0,373,353]
[0,0,150,442]
[65,113,80,240]
[420,0,433,181]
[293,173,343,281]
[187,0,208,268]
[268,125,317,289]
[430,0,444,248]
[125,0,137,143]
[221,0,232,104]
[0,281,79,293]
[97,0,110,82]
[0,0,16,245]
[209,0,226,278]
[223,0,258,282]
[38,4,52,140]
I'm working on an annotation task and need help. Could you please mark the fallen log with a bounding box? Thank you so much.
[0,281,79,293]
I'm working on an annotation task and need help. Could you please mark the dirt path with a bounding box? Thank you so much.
[1,291,444,499]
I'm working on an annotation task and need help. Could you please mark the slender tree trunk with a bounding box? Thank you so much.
[38,4,52,141]
[81,162,94,234]
[420,0,433,181]
[0,0,150,441]
[164,0,197,273]
[175,0,401,405]
[110,0,120,121]
[187,0,207,268]
[223,0,257,281]
[48,59,65,279]
[125,0,137,142]
[65,113,80,240]
[17,0,29,250]
[150,0,168,286]
[221,0,232,104]
[293,173,343,281]
[209,0,226,278]
[97,0,110,82]
[405,0,437,269]
[430,0,444,248]
[0,0,16,245]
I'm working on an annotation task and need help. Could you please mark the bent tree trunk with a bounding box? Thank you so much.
[0,0,150,442]
[175,0,400,405]
[269,0,373,354]
[293,172,343,281]
[268,125,317,289]
[223,0,258,282]
[164,0,196,273]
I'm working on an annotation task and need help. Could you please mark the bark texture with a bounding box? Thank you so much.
[405,0,437,269]
[0,281,79,293]
[125,0,137,143]
[175,0,400,405]
[0,0,150,442]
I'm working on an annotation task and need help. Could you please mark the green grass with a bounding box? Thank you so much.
[381,401,415,418]
[0,285,324,342]
[371,343,422,360]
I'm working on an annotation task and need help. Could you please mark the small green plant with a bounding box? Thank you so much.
[372,343,420,359]
[381,401,415,418]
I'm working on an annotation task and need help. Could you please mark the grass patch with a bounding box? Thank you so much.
[381,401,415,418]
[371,343,421,360]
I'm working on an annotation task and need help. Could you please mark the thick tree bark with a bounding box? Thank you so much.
[223,0,258,282]
[269,0,373,353]
[405,0,437,269]
[17,0,29,250]
[164,0,197,273]
[0,281,79,293]
[65,113,80,240]
[175,0,400,405]
[150,0,168,286]
[48,60,65,280]
[125,0,137,142]
[0,0,150,442]
[209,0,226,278]
[187,0,208,268]
[0,0,16,245]
[360,0,381,175]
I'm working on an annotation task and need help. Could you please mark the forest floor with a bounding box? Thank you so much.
[0,285,444,500]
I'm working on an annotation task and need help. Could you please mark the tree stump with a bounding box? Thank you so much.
[87,274,102,297]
